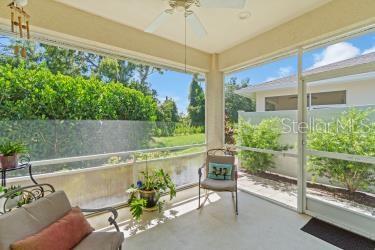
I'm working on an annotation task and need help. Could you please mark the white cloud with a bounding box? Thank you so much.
[265,66,293,82]
[265,76,276,82]
[279,66,293,77]
[311,42,360,68]
[362,45,375,55]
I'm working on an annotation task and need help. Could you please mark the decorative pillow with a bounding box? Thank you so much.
[208,162,233,180]
[11,207,94,250]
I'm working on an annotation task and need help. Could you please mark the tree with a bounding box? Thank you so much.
[96,57,120,83]
[158,97,179,123]
[0,36,162,99]
[136,65,163,86]
[188,75,205,126]
[38,44,92,77]
[156,97,180,136]
[225,77,255,123]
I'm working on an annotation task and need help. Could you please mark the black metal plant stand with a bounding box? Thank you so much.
[1,162,38,187]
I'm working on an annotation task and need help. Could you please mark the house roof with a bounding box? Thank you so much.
[235,52,375,96]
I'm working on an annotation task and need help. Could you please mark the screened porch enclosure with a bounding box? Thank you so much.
[227,39,375,240]
[0,0,374,247]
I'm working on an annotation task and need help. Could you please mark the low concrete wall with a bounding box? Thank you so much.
[7,152,205,208]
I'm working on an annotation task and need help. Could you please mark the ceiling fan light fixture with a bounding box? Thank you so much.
[238,11,251,20]
[176,5,185,12]
[14,0,28,7]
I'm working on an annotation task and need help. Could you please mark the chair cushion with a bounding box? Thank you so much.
[206,154,235,179]
[10,207,93,250]
[207,162,233,180]
[74,232,124,250]
[200,178,236,192]
[0,191,72,250]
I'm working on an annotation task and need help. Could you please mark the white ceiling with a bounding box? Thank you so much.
[56,0,330,53]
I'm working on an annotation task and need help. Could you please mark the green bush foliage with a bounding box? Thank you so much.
[174,123,204,136]
[0,63,157,120]
[154,97,180,137]
[308,108,375,193]
[236,118,290,173]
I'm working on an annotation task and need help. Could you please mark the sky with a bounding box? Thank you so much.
[148,70,197,115]
[225,32,375,85]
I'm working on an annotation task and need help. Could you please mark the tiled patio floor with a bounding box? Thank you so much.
[237,171,374,216]
[122,189,338,250]
[237,172,297,209]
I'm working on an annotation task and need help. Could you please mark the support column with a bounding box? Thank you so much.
[297,48,307,213]
[205,54,224,150]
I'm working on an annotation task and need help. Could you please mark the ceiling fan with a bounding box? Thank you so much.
[145,0,247,38]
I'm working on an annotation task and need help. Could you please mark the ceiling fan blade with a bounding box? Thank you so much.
[187,13,207,38]
[145,11,170,33]
[199,0,246,9]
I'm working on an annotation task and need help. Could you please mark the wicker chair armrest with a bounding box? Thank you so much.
[81,207,120,232]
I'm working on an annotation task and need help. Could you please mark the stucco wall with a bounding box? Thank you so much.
[255,79,375,111]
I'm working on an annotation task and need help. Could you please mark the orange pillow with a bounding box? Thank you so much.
[11,207,94,250]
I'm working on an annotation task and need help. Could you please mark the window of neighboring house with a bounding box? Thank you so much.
[265,94,297,111]
[265,90,346,111]
[310,90,346,107]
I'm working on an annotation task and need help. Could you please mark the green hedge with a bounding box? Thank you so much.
[0,63,157,121]
[0,64,158,164]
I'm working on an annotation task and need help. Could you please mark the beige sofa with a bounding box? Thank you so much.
[0,189,124,250]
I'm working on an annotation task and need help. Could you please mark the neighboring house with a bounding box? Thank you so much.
[236,52,375,112]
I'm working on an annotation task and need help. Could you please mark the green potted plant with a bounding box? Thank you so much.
[127,168,176,220]
[0,185,23,210]
[0,141,27,169]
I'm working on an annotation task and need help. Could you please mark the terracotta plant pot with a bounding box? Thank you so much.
[139,189,160,211]
[0,155,18,170]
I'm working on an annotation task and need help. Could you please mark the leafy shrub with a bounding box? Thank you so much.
[153,122,177,137]
[0,63,158,120]
[236,118,290,173]
[174,123,204,136]
[308,108,375,193]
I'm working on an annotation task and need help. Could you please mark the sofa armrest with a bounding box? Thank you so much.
[81,207,120,232]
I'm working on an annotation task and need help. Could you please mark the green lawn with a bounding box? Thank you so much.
[149,133,205,148]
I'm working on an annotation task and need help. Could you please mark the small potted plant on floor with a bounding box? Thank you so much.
[0,141,27,169]
[127,168,176,220]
